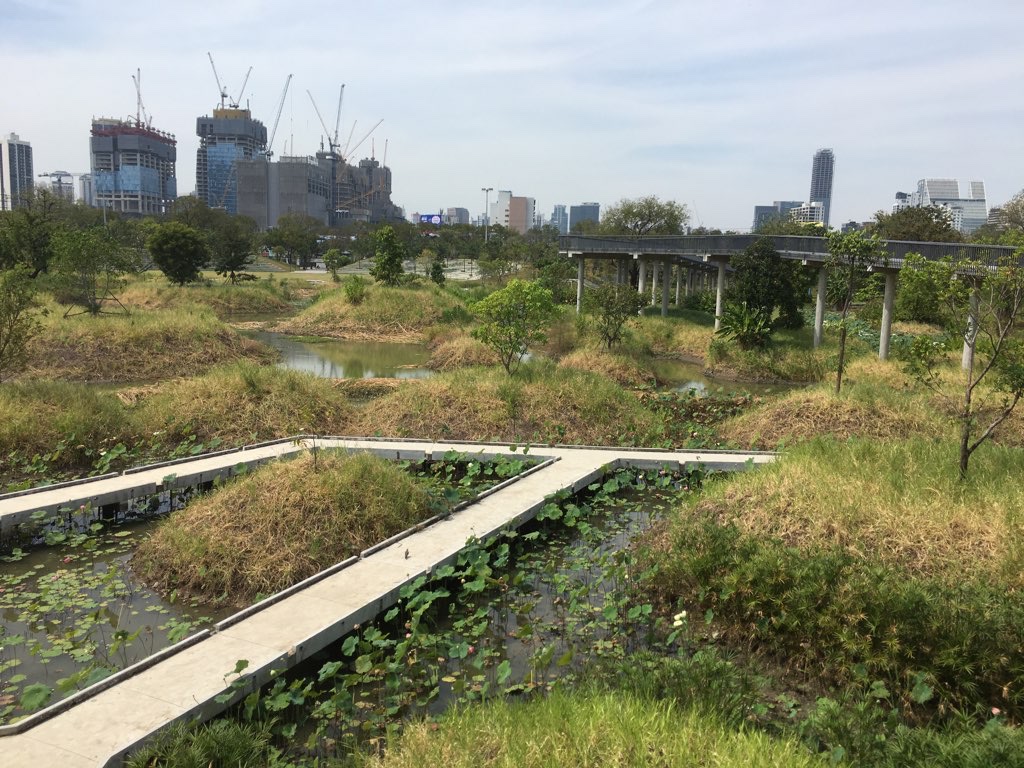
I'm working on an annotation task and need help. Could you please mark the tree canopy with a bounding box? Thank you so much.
[471,280,555,375]
[369,225,405,286]
[867,206,962,243]
[600,196,689,237]
[147,222,210,285]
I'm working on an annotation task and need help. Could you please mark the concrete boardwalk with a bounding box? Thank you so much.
[1,438,774,767]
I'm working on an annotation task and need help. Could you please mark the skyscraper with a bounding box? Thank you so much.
[1,133,34,210]
[569,202,600,232]
[809,148,834,227]
[551,204,568,235]
[900,178,988,234]
[196,107,267,213]
[90,119,177,216]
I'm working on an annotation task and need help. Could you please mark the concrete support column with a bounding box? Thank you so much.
[575,256,585,314]
[686,268,694,297]
[662,259,671,316]
[651,262,659,305]
[714,260,726,332]
[878,270,897,360]
[675,265,682,305]
[813,266,827,349]
[962,287,980,370]
[638,259,647,295]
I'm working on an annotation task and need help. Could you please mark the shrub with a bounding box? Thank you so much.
[343,274,367,305]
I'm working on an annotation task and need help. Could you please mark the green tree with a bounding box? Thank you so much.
[471,279,556,375]
[210,215,257,283]
[585,284,645,349]
[324,247,345,282]
[726,237,806,331]
[50,226,140,315]
[0,188,66,275]
[895,253,956,324]
[147,222,210,285]
[429,253,446,286]
[867,206,962,242]
[904,257,1024,479]
[825,230,886,393]
[600,196,689,237]
[265,214,321,268]
[0,266,40,383]
[369,225,405,286]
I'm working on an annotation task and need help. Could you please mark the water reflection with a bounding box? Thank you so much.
[251,332,433,380]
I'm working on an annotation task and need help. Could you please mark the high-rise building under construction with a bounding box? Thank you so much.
[196,107,267,213]
[89,119,177,216]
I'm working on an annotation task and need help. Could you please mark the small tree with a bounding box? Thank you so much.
[585,284,645,349]
[905,257,1024,479]
[50,226,139,315]
[825,230,886,393]
[727,237,806,330]
[324,247,345,282]
[211,216,256,283]
[0,266,40,383]
[600,196,689,237]
[147,222,209,285]
[471,279,555,375]
[369,225,405,286]
[429,253,446,286]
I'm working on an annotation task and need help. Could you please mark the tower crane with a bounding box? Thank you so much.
[306,85,345,157]
[266,74,292,158]
[207,52,229,109]
[131,68,150,128]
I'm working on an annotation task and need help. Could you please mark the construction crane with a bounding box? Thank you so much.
[306,85,345,157]
[265,74,292,158]
[207,53,252,110]
[131,68,150,128]
[207,52,229,109]
[37,171,83,203]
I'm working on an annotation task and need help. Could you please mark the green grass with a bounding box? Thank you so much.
[358,688,822,768]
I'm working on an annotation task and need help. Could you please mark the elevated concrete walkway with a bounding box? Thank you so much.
[1,437,774,767]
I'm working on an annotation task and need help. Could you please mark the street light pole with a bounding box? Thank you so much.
[481,187,492,244]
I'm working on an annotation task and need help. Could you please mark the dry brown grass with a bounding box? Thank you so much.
[119,281,292,317]
[690,438,1024,584]
[427,334,499,371]
[556,349,656,388]
[354,364,662,445]
[134,362,355,443]
[633,317,714,360]
[276,284,462,342]
[132,452,433,603]
[23,309,275,383]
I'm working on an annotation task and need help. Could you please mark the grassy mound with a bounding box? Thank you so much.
[277,283,463,342]
[22,307,274,383]
[556,348,657,388]
[354,362,662,445]
[631,315,715,360]
[359,690,819,768]
[119,280,293,317]
[643,437,1024,717]
[427,334,499,371]
[0,380,135,470]
[133,452,433,602]
[134,362,355,444]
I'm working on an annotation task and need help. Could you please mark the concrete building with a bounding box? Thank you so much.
[904,178,987,234]
[445,207,470,225]
[752,200,802,230]
[333,156,403,225]
[551,204,568,235]
[569,202,600,232]
[90,119,177,216]
[48,174,75,202]
[809,148,834,226]
[490,190,513,229]
[1,133,34,210]
[507,195,536,234]
[79,173,94,207]
[236,155,330,229]
[196,107,267,213]
[790,201,825,225]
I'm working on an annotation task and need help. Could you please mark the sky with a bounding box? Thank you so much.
[3,0,1023,231]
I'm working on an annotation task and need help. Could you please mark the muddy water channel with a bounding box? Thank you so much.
[250,331,432,380]
[215,467,700,763]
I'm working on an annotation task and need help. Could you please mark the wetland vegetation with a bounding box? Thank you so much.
[3,199,1024,765]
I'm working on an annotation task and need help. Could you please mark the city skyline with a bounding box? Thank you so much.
[3,1,1023,230]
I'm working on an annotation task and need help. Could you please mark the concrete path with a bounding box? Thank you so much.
[0,438,774,767]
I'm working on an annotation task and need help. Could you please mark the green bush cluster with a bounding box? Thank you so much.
[650,512,1024,721]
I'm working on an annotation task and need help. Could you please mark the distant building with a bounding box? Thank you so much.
[48,174,75,202]
[445,207,470,225]
[490,190,513,229]
[90,119,177,216]
[569,202,600,232]
[551,204,568,235]
[196,107,267,213]
[1,132,34,210]
[790,201,825,225]
[79,174,94,207]
[507,196,536,234]
[889,179,987,234]
[809,148,834,227]
[752,200,802,230]
[988,206,1006,228]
